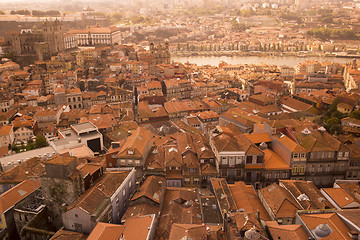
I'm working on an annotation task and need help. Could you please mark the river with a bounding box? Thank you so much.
[171,55,354,67]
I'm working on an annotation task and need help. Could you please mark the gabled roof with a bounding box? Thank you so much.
[155,188,202,239]
[164,146,182,167]
[229,181,270,221]
[273,134,307,153]
[117,127,151,158]
[263,149,291,170]
[211,178,238,215]
[122,215,154,240]
[259,183,302,219]
[244,132,272,144]
[131,175,164,204]
[322,188,360,209]
[0,157,45,184]
[293,128,344,153]
[279,96,313,112]
[67,186,109,214]
[67,171,131,214]
[182,153,199,169]
[266,221,309,240]
[33,108,56,118]
[122,202,159,221]
[300,213,352,240]
[201,164,218,175]
[176,132,196,155]
[46,155,77,166]
[169,224,207,240]
[0,125,12,136]
[87,222,124,240]
[49,229,87,240]
[0,179,41,213]
[77,163,102,178]
[212,134,242,152]
[279,180,333,210]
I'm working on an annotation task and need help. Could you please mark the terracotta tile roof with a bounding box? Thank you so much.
[211,178,238,215]
[263,149,291,170]
[212,134,243,152]
[0,157,45,184]
[77,163,102,178]
[94,171,131,196]
[200,164,218,175]
[273,135,307,153]
[164,146,182,168]
[293,128,345,153]
[145,81,162,89]
[0,125,12,136]
[266,221,309,240]
[196,110,219,120]
[229,181,270,221]
[49,229,87,240]
[122,215,154,240]
[117,127,151,159]
[336,182,360,199]
[186,116,201,125]
[0,146,7,157]
[87,222,124,240]
[337,209,360,228]
[122,202,159,221]
[46,155,77,166]
[12,115,36,129]
[67,171,131,213]
[279,96,312,112]
[258,183,302,219]
[168,224,207,240]
[244,132,271,144]
[183,153,200,169]
[67,186,109,214]
[0,179,41,213]
[299,212,352,240]
[131,175,165,204]
[137,101,168,119]
[155,188,202,240]
[279,180,333,210]
[144,146,165,171]
[322,188,360,209]
[165,170,183,179]
[229,212,264,238]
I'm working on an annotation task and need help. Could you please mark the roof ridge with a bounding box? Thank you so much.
[328,213,349,239]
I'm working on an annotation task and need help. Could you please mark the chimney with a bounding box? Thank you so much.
[349,231,359,239]
[111,142,120,148]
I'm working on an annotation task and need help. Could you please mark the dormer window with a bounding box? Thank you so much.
[127,149,133,155]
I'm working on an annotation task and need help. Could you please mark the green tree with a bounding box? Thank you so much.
[350,110,360,120]
[325,117,342,134]
[110,12,122,23]
[35,135,48,148]
[2,51,16,62]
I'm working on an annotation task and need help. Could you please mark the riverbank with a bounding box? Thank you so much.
[171,51,360,59]
[171,55,353,67]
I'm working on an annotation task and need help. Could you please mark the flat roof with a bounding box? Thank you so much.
[70,122,97,135]
[0,146,55,171]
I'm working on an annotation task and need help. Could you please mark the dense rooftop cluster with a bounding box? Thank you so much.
[0,1,360,238]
